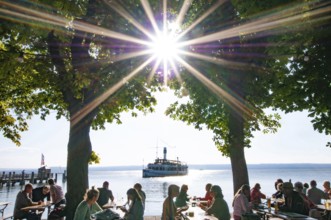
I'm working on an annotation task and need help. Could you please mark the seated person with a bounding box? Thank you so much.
[175,184,189,208]
[32,185,50,203]
[199,185,230,220]
[118,188,144,220]
[232,184,252,220]
[274,179,283,190]
[73,187,102,220]
[279,182,309,215]
[197,183,213,203]
[97,181,115,207]
[161,184,181,220]
[134,183,146,209]
[13,183,42,220]
[303,183,309,195]
[322,181,331,199]
[307,180,328,204]
[272,182,284,199]
[48,178,66,208]
[250,183,266,205]
[294,181,316,209]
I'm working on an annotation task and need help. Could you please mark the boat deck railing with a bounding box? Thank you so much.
[153,158,187,166]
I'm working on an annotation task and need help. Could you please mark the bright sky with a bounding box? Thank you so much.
[0,91,330,169]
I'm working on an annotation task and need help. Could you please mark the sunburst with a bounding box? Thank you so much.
[1,0,329,125]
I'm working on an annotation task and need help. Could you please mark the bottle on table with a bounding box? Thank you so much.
[274,200,279,213]
[267,197,271,211]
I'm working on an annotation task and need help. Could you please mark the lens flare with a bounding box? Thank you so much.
[150,33,179,62]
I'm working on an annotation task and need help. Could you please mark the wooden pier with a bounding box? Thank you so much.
[0,170,66,187]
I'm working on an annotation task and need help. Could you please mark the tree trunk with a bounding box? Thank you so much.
[65,119,92,220]
[228,73,249,195]
[228,111,249,194]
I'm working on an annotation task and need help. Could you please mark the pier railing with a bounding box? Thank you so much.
[0,170,66,187]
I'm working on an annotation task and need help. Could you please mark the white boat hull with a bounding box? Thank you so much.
[142,169,188,178]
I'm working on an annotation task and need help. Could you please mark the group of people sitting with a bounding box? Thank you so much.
[163,179,331,220]
[161,183,231,220]
[14,178,331,220]
[232,179,331,220]
[13,178,66,220]
[73,181,146,220]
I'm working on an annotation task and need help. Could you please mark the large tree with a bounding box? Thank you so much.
[166,0,281,193]
[166,0,331,193]
[0,0,162,218]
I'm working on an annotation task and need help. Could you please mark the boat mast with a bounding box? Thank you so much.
[163,147,167,161]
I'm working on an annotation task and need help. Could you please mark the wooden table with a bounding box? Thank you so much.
[317,204,331,220]
[253,205,317,220]
[0,202,10,218]
[21,201,53,211]
[181,204,218,220]
[21,202,53,220]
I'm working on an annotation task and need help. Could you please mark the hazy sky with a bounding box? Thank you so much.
[1,91,330,169]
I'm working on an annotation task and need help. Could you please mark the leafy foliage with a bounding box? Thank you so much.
[232,0,331,139]
[166,0,282,156]
[0,0,162,147]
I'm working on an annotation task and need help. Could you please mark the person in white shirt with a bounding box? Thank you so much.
[48,178,66,207]
[232,184,252,220]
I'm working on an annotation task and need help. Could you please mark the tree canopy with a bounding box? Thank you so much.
[1,0,330,218]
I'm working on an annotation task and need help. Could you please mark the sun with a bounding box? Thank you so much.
[151,33,179,62]
[149,22,182,64]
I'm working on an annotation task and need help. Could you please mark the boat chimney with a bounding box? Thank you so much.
[163,147,167,160]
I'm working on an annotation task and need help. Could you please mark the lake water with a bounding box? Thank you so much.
[1,163,331,217]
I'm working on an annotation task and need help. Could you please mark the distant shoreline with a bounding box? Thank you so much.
[1,163,331,173]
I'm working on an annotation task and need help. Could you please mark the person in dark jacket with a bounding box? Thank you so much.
[97,181,115,207]
[279,182,309,215]
[32,185,50,202]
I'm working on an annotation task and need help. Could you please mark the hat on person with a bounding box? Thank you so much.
[282,182,293,189]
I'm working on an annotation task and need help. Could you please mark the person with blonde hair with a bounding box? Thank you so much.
[73,186,102,220]
[322,181,331,199]
[134,183,146,209]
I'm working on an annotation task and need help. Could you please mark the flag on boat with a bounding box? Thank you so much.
[41,154,45,166]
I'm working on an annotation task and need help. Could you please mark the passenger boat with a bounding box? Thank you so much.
[142,147,188,178]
